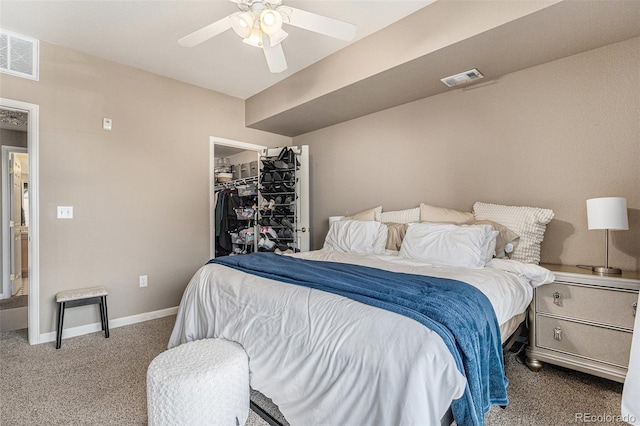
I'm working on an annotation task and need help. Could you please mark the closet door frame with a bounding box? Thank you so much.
[296,145,310,252]
[210,137,267,259]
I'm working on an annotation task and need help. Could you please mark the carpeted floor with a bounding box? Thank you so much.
[0,315,627,425]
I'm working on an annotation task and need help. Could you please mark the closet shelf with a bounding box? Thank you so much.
[214,176,259,192]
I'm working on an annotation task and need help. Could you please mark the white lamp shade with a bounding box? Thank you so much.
[230,12,255,39]
[586,197,629,230]
[259,9,283,35]
[267,28,288,46]
[243,26,263,48]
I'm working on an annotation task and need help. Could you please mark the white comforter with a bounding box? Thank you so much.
[169,250,553,426]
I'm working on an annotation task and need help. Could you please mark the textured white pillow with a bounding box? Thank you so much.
[323,220,388,255]
[399,222,498,269]
[375,207,420,224]
[473,202,554,264]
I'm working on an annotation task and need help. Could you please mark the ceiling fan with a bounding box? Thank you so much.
[178,0,357,73]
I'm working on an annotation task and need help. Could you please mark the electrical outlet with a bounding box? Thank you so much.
[139,275,148,288]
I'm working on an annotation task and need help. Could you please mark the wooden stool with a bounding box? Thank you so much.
[55,286,109,349]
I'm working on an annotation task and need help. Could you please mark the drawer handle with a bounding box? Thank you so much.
[553,327,562,341]
[633,302,637,317]
[553,291,563,306]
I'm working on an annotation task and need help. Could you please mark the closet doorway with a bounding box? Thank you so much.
[210,137,311,258]
[210,137,267,259]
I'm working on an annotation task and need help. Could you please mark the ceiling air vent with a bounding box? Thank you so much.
[0,30,39,81]
[440,68,483,88]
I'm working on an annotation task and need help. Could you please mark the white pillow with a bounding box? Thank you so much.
[323,220,388,255]
[399,223,498,269]
[375,207,420,224]
[473,202,554,264]
[484,230,500,263]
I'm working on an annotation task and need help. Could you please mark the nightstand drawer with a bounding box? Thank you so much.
[537,282,637,329]
[536,315,632,368]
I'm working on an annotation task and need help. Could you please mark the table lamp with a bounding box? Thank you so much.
[586,197,628,275]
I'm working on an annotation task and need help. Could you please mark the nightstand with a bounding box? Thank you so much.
[526,264,640,383]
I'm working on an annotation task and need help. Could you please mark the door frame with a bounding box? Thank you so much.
[2,145,27,298]
[210,136,267,259]
[0,98,40,344]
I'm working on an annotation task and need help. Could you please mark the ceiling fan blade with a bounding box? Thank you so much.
[178,16,232,47]
[263,36,288,73]
[280,6,357,41]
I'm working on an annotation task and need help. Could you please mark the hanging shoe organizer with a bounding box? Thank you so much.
[259,147,300,253]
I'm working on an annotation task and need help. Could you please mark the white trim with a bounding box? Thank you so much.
[0,98,40,345]
[297,145,311,252]
[210,136,267,152]
[1,145,27,299]
[39,306,179,344]
[209,136,267,259]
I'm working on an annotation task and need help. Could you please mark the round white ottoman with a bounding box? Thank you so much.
[147,338,249,426]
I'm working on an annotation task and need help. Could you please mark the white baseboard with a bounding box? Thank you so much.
[39,306,178,344]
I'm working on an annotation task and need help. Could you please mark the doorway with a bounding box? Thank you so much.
[1,114,28,330]
[1,148,28,298]
[0,98,40,344]
[210,137,310,257]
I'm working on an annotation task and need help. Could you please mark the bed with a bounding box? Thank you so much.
[169,203,555,425]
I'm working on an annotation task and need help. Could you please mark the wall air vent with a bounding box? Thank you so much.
[440,68,483,88]
[0,30,39,81]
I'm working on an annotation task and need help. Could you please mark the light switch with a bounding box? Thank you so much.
[57,206,73,219]
[102,117,112,131]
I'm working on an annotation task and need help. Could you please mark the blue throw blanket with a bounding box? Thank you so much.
[209,252,508,426]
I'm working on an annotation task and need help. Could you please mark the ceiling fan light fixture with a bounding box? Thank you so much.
[230,11,255,39]
[180,0,359,74]
[259,9,283,35]
[268,28,288,46]
[243,26,263,48]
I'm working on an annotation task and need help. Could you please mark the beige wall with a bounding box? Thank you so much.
[295,37,640,272]
[0,42,290,334]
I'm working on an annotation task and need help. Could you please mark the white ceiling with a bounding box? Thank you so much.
[0,0,433,99]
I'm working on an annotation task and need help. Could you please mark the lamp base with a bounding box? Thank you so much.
[591,266,622,275]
